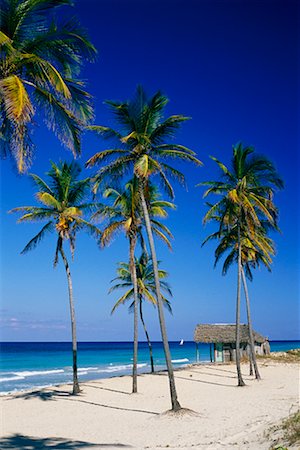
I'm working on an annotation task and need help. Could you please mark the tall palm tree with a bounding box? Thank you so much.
[86,86,202,411]
[0,0,96,172]
[201,143,283,386]
[110,253,173,373]
[239,224,276,378]
[203,222,276,379]
[93,177,175,392]
[10,161,101,394]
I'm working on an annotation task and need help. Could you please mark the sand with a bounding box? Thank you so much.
[0,361,299,449]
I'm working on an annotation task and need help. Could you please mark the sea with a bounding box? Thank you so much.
[0,340,299,395]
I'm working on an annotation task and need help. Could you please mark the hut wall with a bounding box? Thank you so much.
[223,344,231,363]
[209,343,264,363]
[254,344,263,355]
[214,343,224,362]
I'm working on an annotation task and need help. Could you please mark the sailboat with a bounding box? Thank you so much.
[179,339,184,345]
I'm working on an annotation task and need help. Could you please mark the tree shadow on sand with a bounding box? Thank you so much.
[82,384,130,395]
[64,397,159,415]
[154,370,238,387]
[187,368,253,381]
[5,388,159,415]
[6,389,72,401]
[174,374,234,388]
[0,434,132,449]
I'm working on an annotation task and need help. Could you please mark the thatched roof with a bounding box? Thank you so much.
[194,324,265,344]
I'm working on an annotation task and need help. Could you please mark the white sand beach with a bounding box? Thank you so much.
[1,361,299,449]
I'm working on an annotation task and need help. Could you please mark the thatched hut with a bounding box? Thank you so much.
[194,323,270,363]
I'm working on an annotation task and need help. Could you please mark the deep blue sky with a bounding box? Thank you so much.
[1,0,298,341]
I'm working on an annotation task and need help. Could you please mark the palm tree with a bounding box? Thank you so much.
[93,177,175,392]
[110,253,173,373]
[201,143,283,386]
[0,0,96,172]
[203,222,276,379]
[239,224,276,378]
[86,86,202,411]
[10,161,101,394]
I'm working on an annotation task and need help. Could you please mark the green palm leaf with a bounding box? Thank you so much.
[0,75,33,122]
[21,221,53,254]
[1,0,96,172]
[11,160,101,254]
[110,254,172,314]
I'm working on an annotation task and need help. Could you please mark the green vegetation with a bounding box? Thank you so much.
[0,0,96,172]
[201,143,283,386]
[86,86,201,411]
[93,178,175,392]
[280,412,300,446]
[10,161,101,394]
[110,253,173,373]
[268,411,300,449]
[287,349,300,357]
[258,350,300,364]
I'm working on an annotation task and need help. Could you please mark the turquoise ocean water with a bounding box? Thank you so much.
[0,340,299,394]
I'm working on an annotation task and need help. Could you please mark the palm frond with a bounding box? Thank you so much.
[150,219,173,238]
[108,282,133,294]
[53,235,63,267]
[159,162,186,188]
[101,220,125,247]
[30,173,54,194]
[0,75,33,122]
[20,53,71,98]
[86,125,122,140]
[111,289,134,314]
[85,149,128,167]
[152,226,172,250]
[210,155,235,181]
[156,148,202,166]
[36,192,60,208]
[17,210,56,222]
[33,85,81,157]
[150,115,190,144]
[90,156,133,192]
[21,221,53,254]
[65,79,94,123]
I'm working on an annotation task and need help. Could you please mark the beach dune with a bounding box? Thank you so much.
[1,362,298,449]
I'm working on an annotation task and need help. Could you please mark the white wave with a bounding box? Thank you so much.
[171,358,189,363]
[78,367,98,372]
[12,369,64,377]
[0,383,64,396]
[0,376,25,383]
[94,363,148,374]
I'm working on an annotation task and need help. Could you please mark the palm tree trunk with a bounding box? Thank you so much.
[59,245,80,394]
[139,296,155,373]
[129,235,139,393]
[140,188,181,411]
[249,351,254,376]
[241,268,261,380]
[236,225,245,386]
[140,231,149,258]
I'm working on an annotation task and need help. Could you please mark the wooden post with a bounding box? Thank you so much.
[210,344,213,362]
